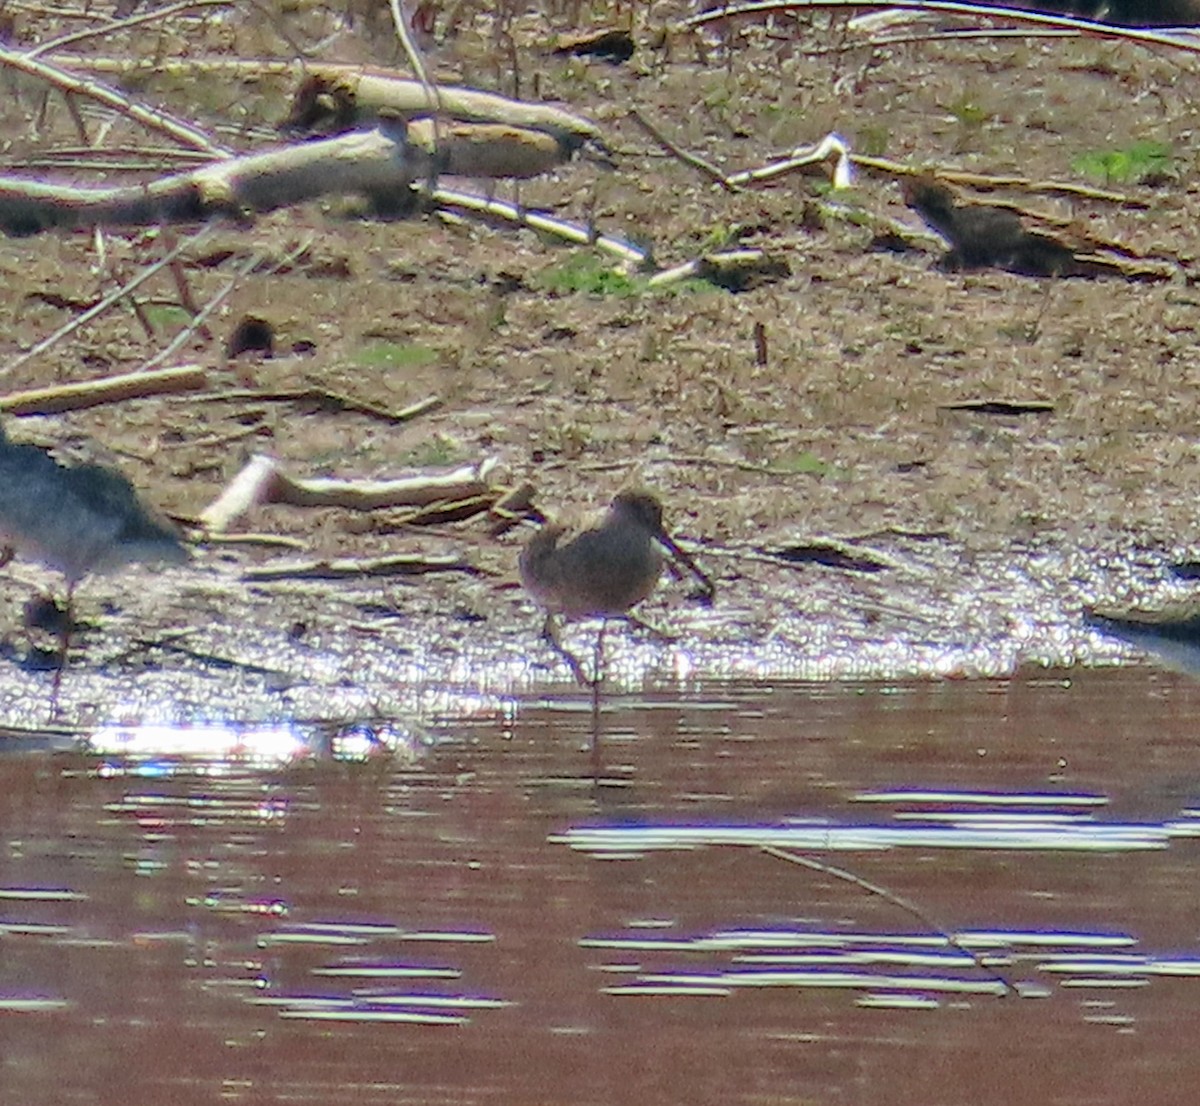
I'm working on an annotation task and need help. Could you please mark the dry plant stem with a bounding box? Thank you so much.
[143,637,293,679]
[159,224,211,339]
[387,493,497,526]
[678,0,1200,56]
[760,846,1018,997]
[645,248,785,290]
[725,134,852,189]
[187,424,264,450]
[487,482,537,536]
[275,459,498,510]
[143,250,266,370]
[101,231,158,340]
[0,43,232,158]
[631,125,850,195]
[0,227,210,379]
[389,395,442,422]
[200,532,306,550]
[0,364,208,415]
[834,26,1077,51]
[46,56,321,75]
[27,0,233,59]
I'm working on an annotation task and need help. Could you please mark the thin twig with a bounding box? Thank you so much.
[761,845,1019,996]
[142,250,264,370]
[0,43,232,157]
[0,225,214,379]
[242,553,475,581]
[142,236,312,371]
[26,0,233,59]
[628,107,738,191]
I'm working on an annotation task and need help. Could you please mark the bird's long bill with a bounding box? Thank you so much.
[656,531,716,602]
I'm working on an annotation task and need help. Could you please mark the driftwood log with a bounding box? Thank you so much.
[280,67,609,159]
[0,117,589,236]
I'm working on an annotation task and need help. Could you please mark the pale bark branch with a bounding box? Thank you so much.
[0,364,208,415]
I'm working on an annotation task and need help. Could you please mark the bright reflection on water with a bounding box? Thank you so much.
[81,719,431,772]
[4,668,1200,1104]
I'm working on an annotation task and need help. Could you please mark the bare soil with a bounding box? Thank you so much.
[2,2,1200,719]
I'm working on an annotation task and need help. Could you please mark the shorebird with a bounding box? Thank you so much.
[902,175,1085,277]
[519,489,714,695]
[0,423,187,691]
[1086,603,1200,676]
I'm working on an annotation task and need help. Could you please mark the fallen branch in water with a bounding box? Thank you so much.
[761,845,1020,997]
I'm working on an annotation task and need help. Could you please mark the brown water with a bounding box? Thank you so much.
[3,666,1200,1105]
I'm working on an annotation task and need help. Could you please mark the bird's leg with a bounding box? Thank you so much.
[50,581,75,708]
[590,619,606,777]
[541,613,589,687]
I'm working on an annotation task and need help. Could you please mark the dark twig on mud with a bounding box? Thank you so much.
[628,107,739,191]
[576,453,820,478]
[761,845,1020,997]
[191,389,440,424]
[123,634,296,680]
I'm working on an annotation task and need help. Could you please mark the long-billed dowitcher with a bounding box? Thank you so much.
[519,489,714,689]
[0,423,187,689]
[902,175,1082,277]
